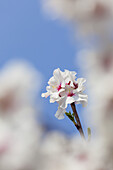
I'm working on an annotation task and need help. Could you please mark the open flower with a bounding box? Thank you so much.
[42,68,88,119]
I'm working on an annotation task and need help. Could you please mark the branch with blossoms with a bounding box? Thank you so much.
[41,68,88,139]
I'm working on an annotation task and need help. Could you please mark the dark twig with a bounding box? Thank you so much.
[71,102,85,139]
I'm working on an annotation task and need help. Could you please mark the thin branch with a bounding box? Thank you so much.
[71,102,85,139]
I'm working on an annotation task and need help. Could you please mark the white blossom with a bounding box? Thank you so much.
[0,60,41,114]
[39,131,109,170]
[76,47,113,89]
[0,61,42,170]
[42,68,88,119]
[42,0,113,36]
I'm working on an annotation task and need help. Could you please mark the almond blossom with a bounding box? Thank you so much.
[41,68,88,119]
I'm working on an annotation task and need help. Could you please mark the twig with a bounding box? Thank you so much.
[71,102,85,139]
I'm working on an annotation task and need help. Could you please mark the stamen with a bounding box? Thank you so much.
[57,83,62,91]
[66,81,71,85]
[73,83,78,89]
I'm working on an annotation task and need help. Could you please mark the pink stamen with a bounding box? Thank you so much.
[57,83,62,91]
[73,83,78,89]
[66,81,71,85]
[59,94,61,97]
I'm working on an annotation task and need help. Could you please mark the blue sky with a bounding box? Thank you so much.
[0,0,87,136]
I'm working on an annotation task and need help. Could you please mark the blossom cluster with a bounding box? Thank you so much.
[42,68,87,119]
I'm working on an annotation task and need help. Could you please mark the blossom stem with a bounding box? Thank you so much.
[71,102,85,139]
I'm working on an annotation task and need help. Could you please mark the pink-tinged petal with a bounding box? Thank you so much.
[55,107,65,120]
[41,92,50,98]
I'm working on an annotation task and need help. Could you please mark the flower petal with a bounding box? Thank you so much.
[76,94,88,107]
[50,92,60,103]
[48,77,57,86]
[58,96,67,109]
[76,78,86,92]
[53,68,62,83]
[55,107,66,120]
[41,92,50,98]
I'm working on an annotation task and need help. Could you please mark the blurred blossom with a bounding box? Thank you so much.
[0,60,42,170]
[77,47,113,84]
[0,108,42,170]
[90,76,113,170]
[77,47,113,124]
[42,0,113,36]
[39,131,110,170]
[90,73,113,130]
[76,45,113,170]
[0,61,42,112]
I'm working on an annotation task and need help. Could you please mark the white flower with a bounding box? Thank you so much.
[42,68,88,119]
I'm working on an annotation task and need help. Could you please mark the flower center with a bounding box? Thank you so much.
[68,92,74,97]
